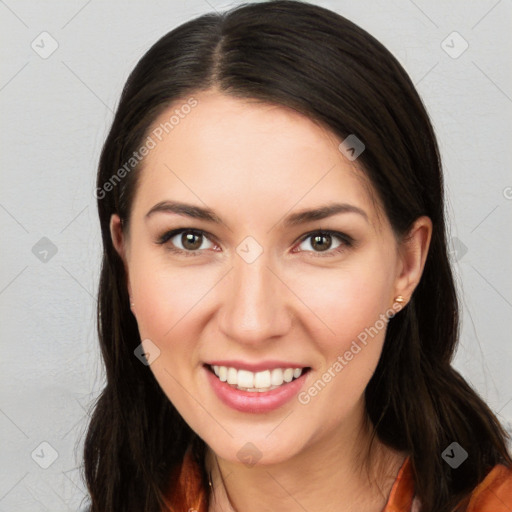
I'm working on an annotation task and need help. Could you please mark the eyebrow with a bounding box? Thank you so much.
[145,200,368,227]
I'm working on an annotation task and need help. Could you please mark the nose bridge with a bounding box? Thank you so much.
[219,250,290,343]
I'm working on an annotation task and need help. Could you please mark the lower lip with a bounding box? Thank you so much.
[204,366,309,413]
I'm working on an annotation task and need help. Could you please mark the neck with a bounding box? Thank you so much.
[205,412,406,512]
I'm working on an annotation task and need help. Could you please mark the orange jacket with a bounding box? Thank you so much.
[162,448,512,511]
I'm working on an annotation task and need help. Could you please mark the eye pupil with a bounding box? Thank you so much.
[311,234,331,251]
[182,231,202,250]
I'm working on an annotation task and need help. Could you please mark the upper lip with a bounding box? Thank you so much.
[205,360,309,372]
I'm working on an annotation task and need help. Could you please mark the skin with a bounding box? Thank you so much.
[111,89,432,512]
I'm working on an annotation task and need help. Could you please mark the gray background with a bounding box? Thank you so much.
[1,0,511,509]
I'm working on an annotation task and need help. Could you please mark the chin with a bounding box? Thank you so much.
[206,433,305,467]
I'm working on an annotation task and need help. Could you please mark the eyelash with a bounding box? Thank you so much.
[156,228,354,258]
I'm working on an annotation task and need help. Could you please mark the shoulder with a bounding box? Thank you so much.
[390,457,512,512]
[465,463,512,511]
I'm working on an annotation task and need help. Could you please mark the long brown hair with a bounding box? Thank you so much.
[82,1,512,510]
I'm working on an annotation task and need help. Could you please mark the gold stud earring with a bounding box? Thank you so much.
[394,295,406,305]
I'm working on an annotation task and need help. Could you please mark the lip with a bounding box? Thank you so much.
[205,359,308,372]
[204,364,310,414]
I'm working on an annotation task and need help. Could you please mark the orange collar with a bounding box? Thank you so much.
[382,455,418,511]
[162,448,512,512]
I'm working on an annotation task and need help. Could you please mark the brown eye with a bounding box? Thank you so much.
[310,233,333,252]
[180,231,203,250]
[157,229,215,255]
[295,230,353,256]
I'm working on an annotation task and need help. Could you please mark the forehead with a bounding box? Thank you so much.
[132,90,384,231]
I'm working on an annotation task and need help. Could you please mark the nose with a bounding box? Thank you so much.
[217,253,292,346]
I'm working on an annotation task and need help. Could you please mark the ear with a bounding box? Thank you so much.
[393,216,432,302]
[110,214,132,298]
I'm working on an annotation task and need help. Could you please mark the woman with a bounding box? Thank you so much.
[82,1,512,511]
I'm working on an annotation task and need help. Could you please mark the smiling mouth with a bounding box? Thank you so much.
[205,364,311,392]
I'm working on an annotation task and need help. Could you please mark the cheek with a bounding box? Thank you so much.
[128,256,212,409]
[128,252,217,345]
[287,255,394,404]
[289,255,394,345]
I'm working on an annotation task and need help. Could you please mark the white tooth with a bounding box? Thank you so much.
[227,367,238,385]
[237,369,254,388]
[246,388,259,392]
[271,368,284,386]
[214,365,304,389]
[283,368,294,383]
[254,370,271,388]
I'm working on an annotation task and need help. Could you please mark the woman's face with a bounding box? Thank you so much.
[111,89,430,465]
